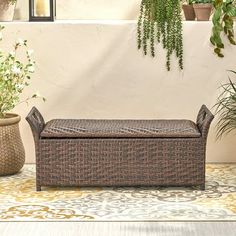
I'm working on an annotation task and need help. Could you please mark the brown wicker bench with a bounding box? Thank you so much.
[26,105,214,191]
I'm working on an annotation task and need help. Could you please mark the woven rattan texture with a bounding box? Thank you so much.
[26,105,214,191]
[41,119,201,138]
[37,138,205,187]
[0,122,25,176]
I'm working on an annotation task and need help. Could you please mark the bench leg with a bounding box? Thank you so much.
[200,184,205,191]
[36,185,42,191]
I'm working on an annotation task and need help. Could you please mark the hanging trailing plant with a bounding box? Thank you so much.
[210,0,236,58]
[137,0,183,71]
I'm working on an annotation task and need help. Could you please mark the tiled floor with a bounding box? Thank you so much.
[0,164,236,221]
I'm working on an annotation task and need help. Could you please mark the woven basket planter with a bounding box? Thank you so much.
[0,114,25,176]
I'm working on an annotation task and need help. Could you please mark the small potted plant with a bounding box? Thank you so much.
[0,0,17,21]
[0,25,43,176]
[182,0,196,21]
[215,70,236,138]
[193,0,213,21]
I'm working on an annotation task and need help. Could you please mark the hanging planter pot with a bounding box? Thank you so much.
[193,3,213,21]
[0,0,16,21]
[0,114,25,176]
[182,4,196,21]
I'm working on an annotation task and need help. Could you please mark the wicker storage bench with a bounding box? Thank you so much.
[26,105,214,191]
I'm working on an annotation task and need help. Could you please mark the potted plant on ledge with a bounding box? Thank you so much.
[193,0,213,21]
[0,0,16,21]
[182,0,196,20]
[0,25,42,176]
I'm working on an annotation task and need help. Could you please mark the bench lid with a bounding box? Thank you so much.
[40,119,201,138]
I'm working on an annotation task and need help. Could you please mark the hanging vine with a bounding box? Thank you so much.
[210,0,236,58]
[137,0,183,71]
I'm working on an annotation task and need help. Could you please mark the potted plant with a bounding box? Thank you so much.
[0,0,16,21]
[215,70,236,138]
[182,0,196,20]
[193,0,213,21]
[0,25,42,176]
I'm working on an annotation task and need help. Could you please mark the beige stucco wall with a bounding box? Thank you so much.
[14,0,140,20]
[1,21,236,163]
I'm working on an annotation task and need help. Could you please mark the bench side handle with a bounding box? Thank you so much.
[26,107,45,143]
[196,105,214,140]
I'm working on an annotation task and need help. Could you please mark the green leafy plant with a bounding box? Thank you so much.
[8,0,17,4]
[137,0,183,71]
[192,0,212,3]
[210,0,236,57]
[182,0,194,4]
[187,0,194,4]
[0,25,44,119]
[182,0,212,3]
[215,70,236,138]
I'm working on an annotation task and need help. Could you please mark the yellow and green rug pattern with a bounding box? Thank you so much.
[0,164,236,221]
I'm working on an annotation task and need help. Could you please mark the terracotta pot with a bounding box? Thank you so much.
[182,4,196,21]
[193,3,212,21]
[0,0,16,21]
[0,114,25,176]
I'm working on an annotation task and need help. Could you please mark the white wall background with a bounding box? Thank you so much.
[1,21,236,163]
[2,1,236,163]
[14,0,140,20]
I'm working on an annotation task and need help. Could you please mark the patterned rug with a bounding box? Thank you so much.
[0,164,236,221]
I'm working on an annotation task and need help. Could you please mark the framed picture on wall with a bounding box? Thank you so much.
[29,0,56,21]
